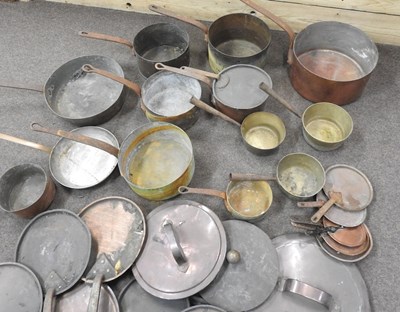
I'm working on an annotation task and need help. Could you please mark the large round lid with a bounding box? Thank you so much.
[118,279,189,312]
[0,262,43,312]
[249,233,370,311]
[200,220,279,311]
[133,200,227,299]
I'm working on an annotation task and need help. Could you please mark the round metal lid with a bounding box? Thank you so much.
[55,282,119,312]
[181,305,226,312]
[133,200,227,300]
[78,197,146,282]
[200,220,279,311]
[0,262,43,312]
[213,65,271,109]
[249,233,370,312]
[118,279,189,312]
[15,209,92,295]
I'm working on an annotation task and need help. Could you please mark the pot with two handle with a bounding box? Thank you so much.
[81,64,202,130]
[230,152,326,201]
[0,55,126,126]
[31,122,195,201]
[149,4,284,73]
[259,82,353,151]
[79,22,190,78]
[242,0,379,105]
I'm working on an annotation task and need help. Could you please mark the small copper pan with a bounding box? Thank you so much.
[323,218,367,248]
[321,232,369,257]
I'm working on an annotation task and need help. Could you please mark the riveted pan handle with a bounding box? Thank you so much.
[81,64,141,97]
[178,186,227,200]
[180,66,220,80]
[297,200,326,208]
[311,191,343,223]
[190,97,241,127]
[149,4,209,40]
[240,0,296,64]
[259,82,302,118]
[278,278,335,309]
[42,288,55,312]
[87,274,104,312]
[79,31,134,49]
[31,123,119,158]
[155,63,213,87]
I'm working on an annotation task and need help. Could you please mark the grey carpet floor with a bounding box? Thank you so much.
[0,2,399,311]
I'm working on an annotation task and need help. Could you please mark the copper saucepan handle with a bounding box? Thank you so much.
[155,63,212,87]
[180,66,220,80]
[0,83,43,93]
[78,31,134,49]
[240,0,295,64]
[311,191,343,223]
[190,97,241,127]
[297,200,326,208]
[229,173,276,182]
[87,274,104,312]
[0,132,52,154]
[178,186,227,200]
[30,123,119,158]
[148,4,209,40]
[259,82,302,118]
[81,64,141,97]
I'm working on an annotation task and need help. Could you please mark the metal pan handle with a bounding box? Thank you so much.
[297,200,326,208]
[259,82,302,118]
[311,191,342,223]
[162,219,189,273]
[0,83,43,92]
[278,278,336,310]
[149,4,209,40]
[0,132,52,154]
[79,31,134,49]
[178,186,227,200]
[229,173,276,182]
[240,0,295,64]
[180,66,220,80]
[81,64,141,97]
[87,274,104,312]
[155,63,213,87]
[30,123,119,158]
[42,288,55,312]
[190,97,241,127]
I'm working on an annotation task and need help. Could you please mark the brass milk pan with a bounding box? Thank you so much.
[30,122,194,200]
[149,4,278,73]
[230,153,325,201]
[79,23,190,78]
[0,163,55,218]
[178,180,273,221]
[323,218,367,248]
[242,0,379,105]
[259,82,353,151]
[82,64,202,130]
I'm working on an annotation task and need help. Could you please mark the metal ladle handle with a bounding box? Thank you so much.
[278,278,335,309]
[259,82,302,118]
[190,97,241,127]
[163,219,189,273]
[79,31,134,49]
[81,64,141,97]
[31,123,119,158]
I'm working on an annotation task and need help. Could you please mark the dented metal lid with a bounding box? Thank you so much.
[133,200,227,300]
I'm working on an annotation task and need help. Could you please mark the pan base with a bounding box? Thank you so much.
[216,39,261,57]
[8,173,45,211]
[298,49,364,81]
[128,140,191,189]
[305,119,343,142]
[143,45,185,62]
[243,126,279,149]
[279,167,319,198]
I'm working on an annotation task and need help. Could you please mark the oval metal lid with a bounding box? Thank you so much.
[78,197,146,282]
[0,262,43,312]
[15,209,92,295]
[118,279,189,312]
[133,200,227,300]
[200,220,279,311]
[249,233,370,312]
[55,282,119,312]
[213,65,271,110]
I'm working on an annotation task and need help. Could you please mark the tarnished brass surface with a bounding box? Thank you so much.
[302,102,353,151]
[241,112,286,155]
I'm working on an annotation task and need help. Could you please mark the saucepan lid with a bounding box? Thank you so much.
[133,200,227,300]
[200,220,279,311]
[0,262,43,312]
